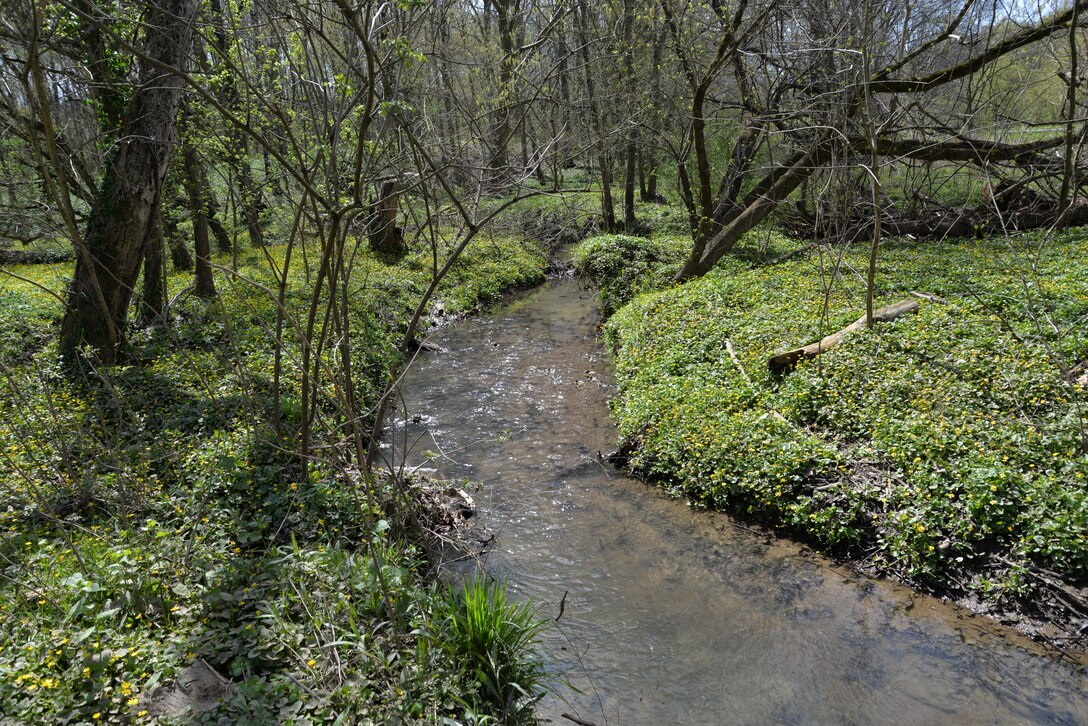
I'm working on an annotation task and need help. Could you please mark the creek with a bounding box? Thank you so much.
[390,276,1088,725]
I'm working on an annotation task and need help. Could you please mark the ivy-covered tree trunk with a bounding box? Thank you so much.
[59,0,199,362]
[485,0,519,192]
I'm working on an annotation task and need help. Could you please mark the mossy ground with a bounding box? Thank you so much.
[0,233,547,723]
[576,223,1088,634]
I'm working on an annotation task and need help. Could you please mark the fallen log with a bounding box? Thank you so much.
[782,180,1088,244]
[1066,361,1088,387]
[0,248,73,266]
[909,290,948,304]
[768,299,920,374]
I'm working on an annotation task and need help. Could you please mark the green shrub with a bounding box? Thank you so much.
[571,234,689,316]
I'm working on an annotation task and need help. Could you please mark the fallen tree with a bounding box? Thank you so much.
[768,299,920,374]
[786,177,1088,243]
[0,247,73,266]
[665,0,1088,282]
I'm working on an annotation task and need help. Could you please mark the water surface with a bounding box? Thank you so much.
[390,278,1087,725]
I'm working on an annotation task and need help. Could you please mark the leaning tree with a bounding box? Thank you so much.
[654,0,1088,281]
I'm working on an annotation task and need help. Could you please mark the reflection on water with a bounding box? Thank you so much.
[390,278,1087,725]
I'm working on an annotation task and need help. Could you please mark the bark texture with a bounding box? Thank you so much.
[369,180,405,256]
[140,209,166,321]
[59,0,199,362]
[183,141,216,297]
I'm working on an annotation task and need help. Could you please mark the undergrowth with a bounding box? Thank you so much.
[576,226,1088,613]
[0,233,547,723]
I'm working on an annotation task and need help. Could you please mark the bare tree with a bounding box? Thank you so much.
[663,0,1088,281]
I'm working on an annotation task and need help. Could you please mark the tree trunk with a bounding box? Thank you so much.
[624,143,637,231]
[531,117,548,186]
[486,0,518,192]
[576,0,616,231]
[622,0,637,231]
[1060,0,1080,211]
[59,0,199,362]
[646,157,659,201]
[210,0,263,247]
[642,27,665,204]
[73,0,127,138]
[185,143,232,252]
[209,212,232,253]
[369,180,405,256]
[675,140,835,281]
[140,208,166,322]
[638,149,647,199]
[170,234,194,271]
[183,142,216,297]
[599,153,617,232]
[233,136,264,246]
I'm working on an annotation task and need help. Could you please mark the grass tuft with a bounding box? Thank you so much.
[426,578,547,725]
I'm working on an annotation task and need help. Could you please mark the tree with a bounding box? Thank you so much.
[660,0,778,268]
[204,0,265,247]
[0,3,110,250]
[56,0,200,362]
[576,0,618,230]
[182,136,216,297]
[663,0,1088,281]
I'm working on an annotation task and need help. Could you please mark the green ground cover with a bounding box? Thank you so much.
[576,225,1088,616]
[0,234,547,723]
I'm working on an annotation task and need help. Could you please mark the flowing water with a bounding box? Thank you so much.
[389,277,1088,725]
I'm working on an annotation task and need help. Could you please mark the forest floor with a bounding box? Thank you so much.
[5,191,1088,722]
[0,231,549,723]
[574,219,1088,652]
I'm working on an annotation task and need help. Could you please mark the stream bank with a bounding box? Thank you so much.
[392,276,1088,725]
[0,235,550,724]
[574,229,1088,650]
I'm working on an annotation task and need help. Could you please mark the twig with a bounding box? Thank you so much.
[759,240,817,267]
[996,556,1088,619]
[556,589,569,622]
[562,714,599,726]
[166,284,194,316]
[725,338,752,387]
[909,290,949,304]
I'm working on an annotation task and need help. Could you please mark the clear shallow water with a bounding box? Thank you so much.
[388,278,1088,725]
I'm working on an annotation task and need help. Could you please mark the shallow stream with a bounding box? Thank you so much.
[390,277,1088,725]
